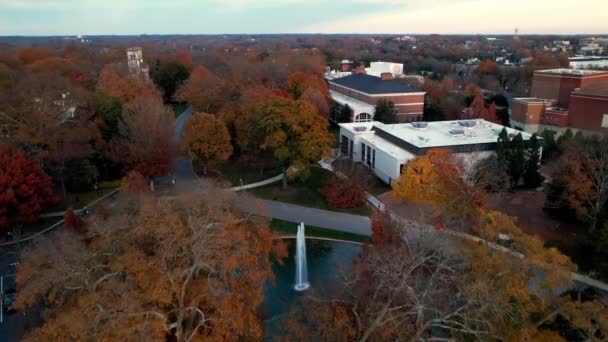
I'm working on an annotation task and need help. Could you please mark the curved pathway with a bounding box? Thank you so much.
[173,108,372,234]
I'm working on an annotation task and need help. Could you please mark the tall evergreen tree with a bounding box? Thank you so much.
[508,133,526,188]
[373,99,398,124]
[523,133,543,188]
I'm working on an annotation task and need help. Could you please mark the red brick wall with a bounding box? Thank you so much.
[543,109,569,127]
[569,94,608,131]
[531,75,562,102]
[531,72,608,108]
[511,101,546,124]
[329,83,425,115]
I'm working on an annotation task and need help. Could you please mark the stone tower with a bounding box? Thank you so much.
[126,47,149,80]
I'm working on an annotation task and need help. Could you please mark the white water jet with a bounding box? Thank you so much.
[294,222,310,291]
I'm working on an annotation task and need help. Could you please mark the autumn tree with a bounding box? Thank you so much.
[175,65,225,113]
[111,96,175,179]
[300,88,329,118]
[97,63,161,103]
[182,113,233,175]
[283,212,583,341]
[15,191,286,341]
[373,99,398,124]
[0,145,57,229]
[254,97,333,188]
[321,161,370,209]
[548,134,608,232]
[284,71,329,100]
[393,149,483,229]
[15,47,53,64]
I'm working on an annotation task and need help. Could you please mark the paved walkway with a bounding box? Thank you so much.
[243,199,371,236]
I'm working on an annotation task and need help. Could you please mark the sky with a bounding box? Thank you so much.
[0,0,606,36]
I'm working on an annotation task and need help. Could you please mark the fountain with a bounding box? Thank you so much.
[293,222,310,291]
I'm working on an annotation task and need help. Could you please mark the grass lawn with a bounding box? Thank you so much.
[18,217,63,237]
[172,103,189,117]
[214,161,283,186]
[51,186,118,212]
[269,219,370,244]
[368,176,392,196]
[250,167,372,217]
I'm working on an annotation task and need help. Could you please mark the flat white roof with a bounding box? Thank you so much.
[538,68,606,75]
[329,90,375,115]
[378,120,533,149]
[361,134,413,160]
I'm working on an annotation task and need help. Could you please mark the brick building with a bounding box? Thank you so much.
[511,69,608,133]
[328,73,425,123]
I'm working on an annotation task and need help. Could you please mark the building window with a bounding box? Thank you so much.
[349,140,353,158]
[602,114,608,128]
[366,146,372,167]
[340,135,349,155]
[372,149,376,169]
[361,143,366,161]
[355,113,372,123]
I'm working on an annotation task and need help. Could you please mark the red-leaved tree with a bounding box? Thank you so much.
[0,145,57,229]
[321,163,370,209]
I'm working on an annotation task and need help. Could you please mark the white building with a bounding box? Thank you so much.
[569,56,608,69]
[366,61,404,78]
[339,120,536,185]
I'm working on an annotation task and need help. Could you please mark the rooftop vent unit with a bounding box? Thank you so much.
[449,128,465,136]
[410,121,428,129]
[353,126,367,132]
[458,120,477,128]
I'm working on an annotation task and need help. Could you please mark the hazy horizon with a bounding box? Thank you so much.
[1,0,606,36]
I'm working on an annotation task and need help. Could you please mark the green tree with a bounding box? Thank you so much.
[330,102,353,123]
[94,90,123,142]
[540,129,558,162]
[523,133,543,188]
[508,133,526,188]
[373,99,398,124]
[152,61,190,102]
[255,97,333,188]
[496,129,526,188]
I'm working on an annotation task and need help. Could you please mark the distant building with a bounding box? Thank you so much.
[126,47,149,80]
[328,70,425,123]
[569,56,608,69]
[511,69,608,133]
[365,61,404,78]
[338,120,536,185]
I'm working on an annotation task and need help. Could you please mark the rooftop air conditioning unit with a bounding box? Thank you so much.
[449,128,465,136]
[354,126,367,132]
[410,121,428,129]
[458,120,477,128]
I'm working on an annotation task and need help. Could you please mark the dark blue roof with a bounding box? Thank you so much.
[330,73,420,95]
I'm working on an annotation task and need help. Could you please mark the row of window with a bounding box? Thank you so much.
[361,143,376,169]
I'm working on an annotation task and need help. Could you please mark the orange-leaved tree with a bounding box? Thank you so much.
[284,71,329,100]
[392,149,483,228]
[254,96,333,188]
[110,96,175,179]
[97,63,161,103]
[175,65,225,113]
[15,191,287,341]
[183,113,233,175]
